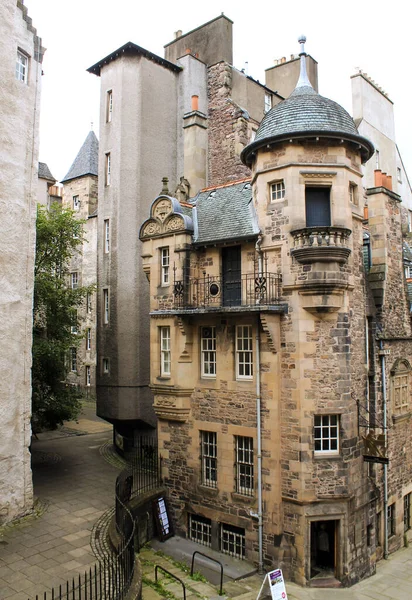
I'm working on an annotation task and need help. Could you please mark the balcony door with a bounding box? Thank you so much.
[222,246,241,307]
[305,187,331,227]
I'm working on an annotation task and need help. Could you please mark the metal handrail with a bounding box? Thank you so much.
[155,565,186,600]
[190,550,224,596]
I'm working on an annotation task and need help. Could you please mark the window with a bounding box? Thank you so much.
[220,523,245,559]
[160,326,171,376]
[71,310,78,334]
[16,50,28,83]
[264,93,272,113]
[86,328,91,351]
[104,219,110,253]
[86,292,92,313]
[314,415,339,454]
[270,181,285,201]
[161,247,170,285]
[85,365,91,387]
[305,187,331,227]
[404,493,411,532]
[376,511,382,547]
[188,514,212,548]
[235,436,254,496]
[249,128,257,143]
[105,153,111,186]
[397,167,402,184]
[376,149,380,170]
[70,347,77,372]
[387,503,396,538]
[103,289,109,324]
[73,195,80,211]
[201,327,216,377]
[71,272,78,289]
[349,183,358,206]
[363,232,371,273]
[236,325,253,379]
[391,359,410,415]
[200,430,217,488]
[102,358,110,374]
[106,90,113,123]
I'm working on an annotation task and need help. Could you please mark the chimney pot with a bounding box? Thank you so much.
[175,30,182,39]
[191,95,199,111]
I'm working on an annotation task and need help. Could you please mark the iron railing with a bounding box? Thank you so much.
[173,272,282,309]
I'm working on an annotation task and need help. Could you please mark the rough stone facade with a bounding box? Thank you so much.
[0,0,44,524]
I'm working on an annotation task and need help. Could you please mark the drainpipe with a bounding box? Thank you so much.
[256,316,264,573]
[380,339,389,559]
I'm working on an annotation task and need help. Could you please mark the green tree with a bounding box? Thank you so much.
[32,203,95,431]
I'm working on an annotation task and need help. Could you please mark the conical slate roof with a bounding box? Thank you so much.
[241,40,374,166]
[61,131,99,183]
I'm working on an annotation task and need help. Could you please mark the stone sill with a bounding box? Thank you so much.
[392,411,412,424]
[196,484,219,498]
[231,492,256,505]
[314,452,340,460]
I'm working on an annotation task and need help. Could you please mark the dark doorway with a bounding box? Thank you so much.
[222,246,241,306]
[305,187,331,227]
[310,520,337,579]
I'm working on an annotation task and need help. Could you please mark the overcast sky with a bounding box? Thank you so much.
[27,0,411,185]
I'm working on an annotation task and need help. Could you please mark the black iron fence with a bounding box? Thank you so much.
[173,272,282,309]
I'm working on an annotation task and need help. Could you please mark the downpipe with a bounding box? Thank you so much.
[380,339,389,560]
[256,316,263,573]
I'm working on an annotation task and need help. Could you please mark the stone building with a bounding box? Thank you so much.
[61,131,99,397]
[87,15,317,451]
[37,162,62,209]
[0,0,44,524]
[139,38,412,587]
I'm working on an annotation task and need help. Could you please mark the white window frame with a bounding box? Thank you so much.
[270,181,285,201]
[16,50,28,83]
[188,514,212,548]
[160,326,171,376]
[235,436,254,496]
[106,90,113,123]
[236,325,253,380]
[85,365,91,387]
[349,182,358,206]
[264,92,272,114]
[105,153,111,186]
[201,326,216,378]
[161,247,170,285]
[86,328,91,351]
[103,289,109,324]
[73,195,80,211]
[200,430,217,488]
[70,347,77,372]
[71,272,78,290]
[102,358,110,374]
[314,414,339,454]
[104,219,110,253]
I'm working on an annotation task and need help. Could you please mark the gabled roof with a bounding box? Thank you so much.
[38,162,55,182]
[87,42,182,77]
[192,179,259,246]
[61,131,99,183]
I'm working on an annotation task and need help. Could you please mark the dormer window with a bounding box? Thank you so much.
[264,93,272,114]
[305,187,331,227]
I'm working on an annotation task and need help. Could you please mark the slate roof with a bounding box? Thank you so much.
[192,180,259,245]
[38,162,55,182]
[61,131,99,183]
[241,84,374,166]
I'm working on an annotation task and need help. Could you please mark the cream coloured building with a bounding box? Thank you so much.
[140,40,412,587]
[0,0,44,524]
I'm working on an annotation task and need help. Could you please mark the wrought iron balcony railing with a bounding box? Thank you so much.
[172,272,282,310]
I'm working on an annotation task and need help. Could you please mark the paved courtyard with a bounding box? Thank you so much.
[1,408,412,600]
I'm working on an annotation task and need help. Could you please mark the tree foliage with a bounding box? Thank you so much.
[32,203,94,431]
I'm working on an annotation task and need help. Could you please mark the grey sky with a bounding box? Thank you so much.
[27,0,411,185]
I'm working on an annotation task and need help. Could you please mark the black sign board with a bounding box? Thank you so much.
[363,455,389,465]
[153,496,174,541]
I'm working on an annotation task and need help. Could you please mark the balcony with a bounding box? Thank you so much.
[290,226,352,264]
[154,272,284,315]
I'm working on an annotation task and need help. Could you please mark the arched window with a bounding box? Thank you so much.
[391,359,411,417]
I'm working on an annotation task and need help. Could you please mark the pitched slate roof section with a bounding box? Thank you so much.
[38,162,55,182]
[61,131,99,183]
[241,84,374,166]
[192,181,259,246]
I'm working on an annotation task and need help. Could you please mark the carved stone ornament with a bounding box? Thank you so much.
[153,199,172,222]
[165,216,183,231]
[143,221,161,236]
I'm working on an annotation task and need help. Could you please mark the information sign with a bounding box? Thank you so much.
[256,569,288,600]
[153,496,174,541]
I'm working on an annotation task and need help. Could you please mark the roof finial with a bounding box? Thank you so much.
[296,34,312,89]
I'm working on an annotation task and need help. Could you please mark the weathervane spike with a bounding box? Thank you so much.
[296,34,312,89]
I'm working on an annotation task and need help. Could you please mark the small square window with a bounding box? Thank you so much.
[270,181,285,201]
[73,195,80,211]
[220,523,245,559]
[314,415,339,454]
[188,514,212,548]
[102,358,110,374]
[16,50,28,83]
